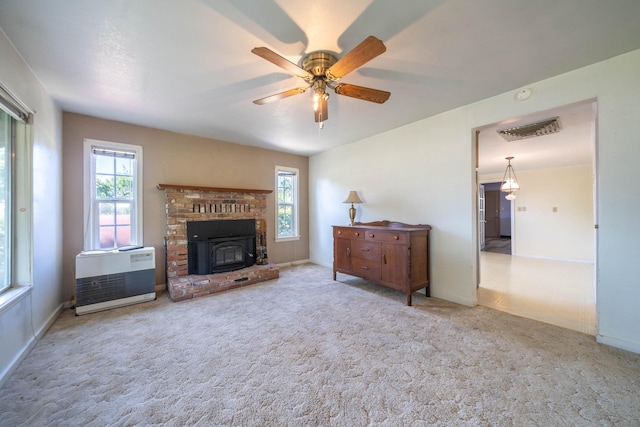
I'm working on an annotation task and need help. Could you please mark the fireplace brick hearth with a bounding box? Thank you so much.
[158,184,279,301]
[168,263,280,302]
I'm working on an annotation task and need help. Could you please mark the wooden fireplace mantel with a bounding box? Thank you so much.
[157,184,272,194]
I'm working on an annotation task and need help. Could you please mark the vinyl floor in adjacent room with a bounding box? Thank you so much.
[482,237,512,255]
[478,251,596,335]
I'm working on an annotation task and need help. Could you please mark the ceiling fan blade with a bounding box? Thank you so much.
[252,47,314,81]
[334,83,390,104]
[253,87,309,105]
[326,36,386,80]
[314,97,328,123]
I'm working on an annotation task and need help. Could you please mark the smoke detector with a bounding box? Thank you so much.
[497,117,561,141]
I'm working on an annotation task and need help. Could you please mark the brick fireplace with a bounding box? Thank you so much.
[158,184,279,301]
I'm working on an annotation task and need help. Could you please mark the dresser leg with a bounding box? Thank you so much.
[407,292,412,306]
[333,271,337,280]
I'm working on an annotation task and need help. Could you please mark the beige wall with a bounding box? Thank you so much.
[62,113,309,302]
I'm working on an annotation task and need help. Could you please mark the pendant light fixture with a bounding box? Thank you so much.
[500,156,520,200]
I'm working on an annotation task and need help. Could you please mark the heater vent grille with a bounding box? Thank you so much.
[76,270,154,306]
[498,117,561,141]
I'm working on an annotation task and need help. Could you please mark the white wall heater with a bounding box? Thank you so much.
[75,247,156,315]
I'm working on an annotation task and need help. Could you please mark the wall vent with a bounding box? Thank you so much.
[497,117,561,141]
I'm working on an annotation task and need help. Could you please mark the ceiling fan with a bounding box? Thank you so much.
[251,36,391,128]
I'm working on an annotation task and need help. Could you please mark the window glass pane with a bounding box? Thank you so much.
[0,111,10,290]
[99,226,115,249]
[115,225,131,247]
[96,175,114,199]
[116,203,131,225]
[115,156,132,175]
[99,202,115,226]
[278,204,293,236]
[278,174,294,203]
[95,155,114,175]
[115,203,132,246]
[115,176,133,199]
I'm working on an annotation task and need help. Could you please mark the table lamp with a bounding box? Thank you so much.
[343,191,363,226]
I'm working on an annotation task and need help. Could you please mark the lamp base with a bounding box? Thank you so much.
[349,204,356,226]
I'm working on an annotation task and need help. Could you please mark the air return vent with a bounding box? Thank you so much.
[497,117,561,141]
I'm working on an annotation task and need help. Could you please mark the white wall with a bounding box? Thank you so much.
[0,30,63,386]
[481,165,594,262]
[310,109,477,306]
[310,49,640,354]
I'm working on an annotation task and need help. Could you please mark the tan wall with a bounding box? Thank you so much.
[62,112,309,302]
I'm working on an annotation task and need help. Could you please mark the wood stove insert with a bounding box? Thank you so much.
[187,219,256,274]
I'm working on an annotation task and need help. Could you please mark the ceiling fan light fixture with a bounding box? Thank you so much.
[313,80,327,112]
[314,90,328,126]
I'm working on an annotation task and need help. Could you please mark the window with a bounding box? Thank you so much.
[0,83,32,295]
[275,166,299,241]
[0,110,12,292]
[83,139,143,250]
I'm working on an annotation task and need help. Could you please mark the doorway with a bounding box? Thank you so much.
[475,100,597,335]
[481,183,512,255]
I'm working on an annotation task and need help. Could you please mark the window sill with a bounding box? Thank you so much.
[0,285,32,315]
[275,235,300,243]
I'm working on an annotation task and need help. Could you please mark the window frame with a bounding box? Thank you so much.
[0,110,13,292]
[0,86,32,299]
[275,165,300,242]
[83,139,143,250]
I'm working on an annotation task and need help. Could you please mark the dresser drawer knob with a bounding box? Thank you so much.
[355,232,360,236]
[394,235,399,240]
[337,230,342,235]
[369,233,375,238]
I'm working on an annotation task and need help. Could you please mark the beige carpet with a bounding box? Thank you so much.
[1,263,639,426]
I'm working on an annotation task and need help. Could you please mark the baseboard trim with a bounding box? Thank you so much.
[510,253,594,264]
[430,290,475,307]
[276,259,312,268]
[0,302,63,389]
[596,334,640,355]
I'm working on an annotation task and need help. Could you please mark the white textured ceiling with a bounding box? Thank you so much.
[477,100,597,175]
[1,0,640,160]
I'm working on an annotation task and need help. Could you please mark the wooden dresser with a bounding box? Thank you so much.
[333,221,431,306]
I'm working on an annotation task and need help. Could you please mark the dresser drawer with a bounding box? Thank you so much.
[352,240,381,261]
[352,258,381,281]
[364,230,409,244]
[334,227,365,239]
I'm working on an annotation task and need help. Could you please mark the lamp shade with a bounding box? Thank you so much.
[500,157,520,193]
[343,191,363,204]
[500,178,520,192]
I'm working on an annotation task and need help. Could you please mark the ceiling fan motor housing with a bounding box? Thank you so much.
[302,52,338,79]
